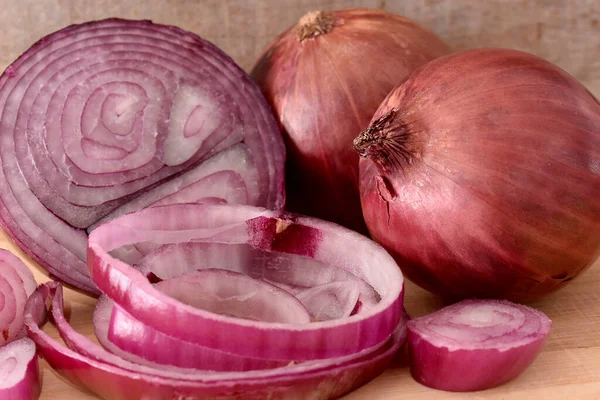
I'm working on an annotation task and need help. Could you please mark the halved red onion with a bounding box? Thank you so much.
[0,337,40,400]
[407,299,552,392]
[0,250,37,346]
[26,282,406,399]
[0,18,285,295]
[88,203,404,361]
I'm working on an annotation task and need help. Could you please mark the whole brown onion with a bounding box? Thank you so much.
[354,48,600,301]
[252,9,450,233]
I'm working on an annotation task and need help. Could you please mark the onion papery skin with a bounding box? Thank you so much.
[88,203,404,361]
[0,337,41,400]
[0,249,37,346]
[407,299,551,392]
[356,48,600,301]
[25,282,407,400]
[0,18,285,295]
[252,8,450,233]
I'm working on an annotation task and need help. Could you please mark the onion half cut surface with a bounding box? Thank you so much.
[407,299,552,392]
[0,337,41,400]
[0,18,285,295]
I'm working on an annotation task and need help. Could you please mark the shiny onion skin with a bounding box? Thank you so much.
[252,9,450,233]
[355,48,600,301]
[407,299,551,392]
[0,19,285,296]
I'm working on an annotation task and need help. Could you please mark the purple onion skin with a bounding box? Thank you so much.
[355,48,600,301]
[252,8,450,233]
[407,329,547,392]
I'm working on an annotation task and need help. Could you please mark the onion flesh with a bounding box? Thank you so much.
[87,203,404,361]
[355,48,600,301]
[21,203,406,399]
[0,338,41,400]
[0,250,37,345]
[26,282,406,400]
[252,8,450,232]
[0,18,285,295]
[407,299,551,392]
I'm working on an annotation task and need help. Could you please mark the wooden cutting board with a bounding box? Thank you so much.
[0,0,598,398]
[2,228,599,400]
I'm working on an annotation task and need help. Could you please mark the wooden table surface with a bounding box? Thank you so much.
[0,0,598,398]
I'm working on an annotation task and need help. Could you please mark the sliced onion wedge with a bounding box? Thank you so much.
[88,203,404,361]
[0,19,285,295]
[0,338,41,400]
[407,299,552,392]
[0,250,37,345]
[25,282,407,400]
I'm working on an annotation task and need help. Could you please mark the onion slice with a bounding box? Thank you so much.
[25,282,406,400]
[0,338,41,400]
[153,269,311,323]
[407,299,552,392]
[0,249,37,345]
[96,297,290,371]
[88,203,404,361]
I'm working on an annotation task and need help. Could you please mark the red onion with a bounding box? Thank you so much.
[407,299,551,392]
[23,199,409,400]
[0,18,285,295]
[355,48,600,301]
[95,297,291,371]
[252,8,450,232]
[87,203,404,361]
[0,250,37,346]
[0,338,41,400]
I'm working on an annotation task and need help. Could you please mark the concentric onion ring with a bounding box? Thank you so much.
[0,250,36,346]
[22,201,407,399]
[0,19,285,295]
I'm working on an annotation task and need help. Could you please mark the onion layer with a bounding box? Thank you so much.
[0,249,37,346]
[252,8,449,232]
[0,18,285,295]
[407,299,551,392]
[355,48,600,301]
[22,203,406,399]
[87,203,404,361]
[0,338,41,400]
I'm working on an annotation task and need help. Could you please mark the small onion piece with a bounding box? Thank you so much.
[355,48,600,301]
[87,203,404,361]
[0,338,41,400]
[407,299,551,392]
[252,8,450,232]
[0,18,285,295]
[0,249,37,345]
[25,282,407,400]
